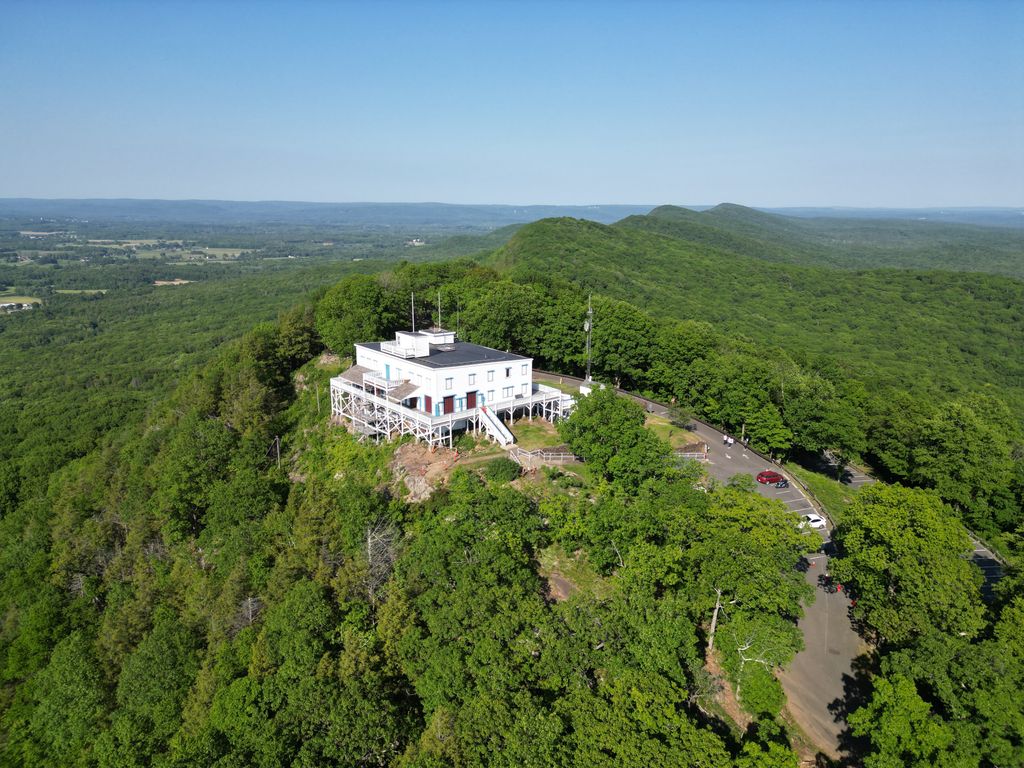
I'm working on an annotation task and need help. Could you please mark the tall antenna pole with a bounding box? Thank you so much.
[411,292,416,332]
[584,294,593,382]
[437,290,442,329]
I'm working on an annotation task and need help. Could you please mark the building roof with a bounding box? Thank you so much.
[338,364,373,385]
[387,381,421,402]
[357,341,528,369]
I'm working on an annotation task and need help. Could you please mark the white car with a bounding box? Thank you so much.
[800,513,827,530]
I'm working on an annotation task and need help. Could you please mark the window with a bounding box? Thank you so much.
[503,386,514,398]
[445,377,453,390]
[521,364,528,375]
[505,367,512,378]
[521,383,529,396]
[468,373,476,385]
[487,390,495,402]
[487,370,494,382]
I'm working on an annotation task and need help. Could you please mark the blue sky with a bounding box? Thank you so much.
[1,0,1022,206]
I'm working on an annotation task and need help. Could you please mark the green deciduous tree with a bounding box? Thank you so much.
[315,274,404,356]
[744,402,792,459]
[558,386,671,489]
[830,484,984,645]
[848,674,975,768]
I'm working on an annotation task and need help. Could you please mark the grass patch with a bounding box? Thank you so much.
[784,463,859,525]
[54,289,108,294]
[536,543,614,599]
[644,413,700,449]
[1,295,41,304]
[511,418,563,451]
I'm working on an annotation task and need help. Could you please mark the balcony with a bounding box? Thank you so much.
[380,340,420,358]
[363,372,407,391]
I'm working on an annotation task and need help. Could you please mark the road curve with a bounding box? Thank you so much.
[533,371,859,758]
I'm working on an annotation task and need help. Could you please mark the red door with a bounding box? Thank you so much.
[467,391,477,408]
[443,396,455,414]
[424,396,432,414]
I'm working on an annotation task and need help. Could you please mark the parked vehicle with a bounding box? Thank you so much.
[801,513,827,530]
[775,478,790,488]
[756,470,784,484]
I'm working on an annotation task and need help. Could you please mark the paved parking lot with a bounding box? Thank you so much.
[684,426,860,759]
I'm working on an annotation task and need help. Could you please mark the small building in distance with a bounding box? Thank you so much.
[330,327,572,448]
[1,301,38,313]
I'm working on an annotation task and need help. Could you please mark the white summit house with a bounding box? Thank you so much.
[330,327,572,448]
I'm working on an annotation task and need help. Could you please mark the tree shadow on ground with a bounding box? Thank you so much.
[827,650,877,765]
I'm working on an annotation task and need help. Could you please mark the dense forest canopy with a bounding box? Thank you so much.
[1,209,1022,766]
[489,214,1024,419]
[622,203,1024,277]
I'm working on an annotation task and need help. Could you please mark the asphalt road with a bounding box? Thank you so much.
[686,422,860,759]
[535,372,859,757]
[537,371,1008,758]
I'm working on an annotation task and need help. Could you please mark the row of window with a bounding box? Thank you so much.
[447,364,529,390]
[425,384,530,415]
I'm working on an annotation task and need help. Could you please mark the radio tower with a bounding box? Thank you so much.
[584,294,593,382]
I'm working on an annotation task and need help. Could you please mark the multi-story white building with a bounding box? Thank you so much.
[330,328,571,447]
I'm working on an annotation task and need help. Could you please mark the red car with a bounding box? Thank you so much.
[756,470,785,484]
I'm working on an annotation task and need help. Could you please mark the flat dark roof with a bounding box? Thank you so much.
[358,341,528,369]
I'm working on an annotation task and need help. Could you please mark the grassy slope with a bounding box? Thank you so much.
[487,217,1024,414]
[620,204,1024,278]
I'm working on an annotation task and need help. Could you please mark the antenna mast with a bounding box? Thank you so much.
[411,292,416,332]
[437,290,442,329]
[584,294,593,382]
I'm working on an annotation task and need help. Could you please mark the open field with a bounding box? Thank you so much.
[0,295,41,304]
[510,418,563,450]
[54,288,108,294]
[644,413,700,448]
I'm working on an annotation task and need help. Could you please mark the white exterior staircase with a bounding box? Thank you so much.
[478,406,515,446]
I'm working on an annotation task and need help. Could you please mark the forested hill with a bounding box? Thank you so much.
[618,204,1024,278]
[488,216,1024,418]
[2,259,1022,766]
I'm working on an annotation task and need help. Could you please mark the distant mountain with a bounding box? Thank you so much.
[765,206,1024,229]
[486,215,1024,416]
[0,199,655,230]
[617,204,1024,278]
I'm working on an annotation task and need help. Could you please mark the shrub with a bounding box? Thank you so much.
[484,457,521,483]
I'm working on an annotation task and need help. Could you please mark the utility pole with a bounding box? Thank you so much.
[437,290,442,329]
[584,294,593,382]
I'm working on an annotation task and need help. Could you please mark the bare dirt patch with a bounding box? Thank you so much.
[536,545,611,602]
[153,279,193,286]
[317,352,342,368]
[705,649,752,731]
[390,442,462,502]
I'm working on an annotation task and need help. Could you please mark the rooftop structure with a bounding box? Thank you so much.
[330,328,572,448]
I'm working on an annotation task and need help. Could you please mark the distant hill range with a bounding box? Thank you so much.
[1,198,1021,231]
[485,206,1024,415]
[614,204,1024,277]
